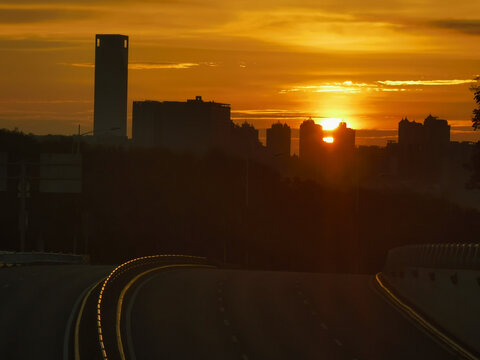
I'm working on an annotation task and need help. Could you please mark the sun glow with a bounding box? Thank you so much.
[320,118,342,130]
[323,137,334,143]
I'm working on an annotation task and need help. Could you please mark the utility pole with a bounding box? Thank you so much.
[17,161,29,252]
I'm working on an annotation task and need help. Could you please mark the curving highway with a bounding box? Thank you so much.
[121,269,457,360]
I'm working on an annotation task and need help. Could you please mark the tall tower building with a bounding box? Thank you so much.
[299,118,323,162]
[94,34,128,138]
[266,122,291,156]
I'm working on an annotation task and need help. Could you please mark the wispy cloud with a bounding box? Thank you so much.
[280,81,409,94]
[0,8,92,24]
[280,78,475,94]
[378,79,475,86]
[66,62,217,70]
[430,19,480,35]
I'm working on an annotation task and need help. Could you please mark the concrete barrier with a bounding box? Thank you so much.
[383,243,480,354]
[0,252,88,266]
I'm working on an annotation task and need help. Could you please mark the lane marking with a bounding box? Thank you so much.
[375,273,479,360]
[116,264,215,360]
[73,278,105,360]
[334,338,343,347]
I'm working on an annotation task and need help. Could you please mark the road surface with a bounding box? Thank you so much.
[0,264,112,359]
[125,269,456,360]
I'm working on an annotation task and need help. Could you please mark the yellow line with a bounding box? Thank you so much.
[375,273,479,360]
[74,279,104,360]
[116,263,215,360]
[95,254,208,360]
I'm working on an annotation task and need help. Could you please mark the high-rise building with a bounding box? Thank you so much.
[332,122,355,150]
[398,115,450,149]
[424,114,450,147]
[299,118,323,162]
[132,96,231,153]
[398,117,423,150]
[94,34,129,138]
[266,122,291,156]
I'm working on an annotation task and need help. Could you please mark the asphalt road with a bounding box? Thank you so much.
[127,269,457,360]
[0,264,112,359]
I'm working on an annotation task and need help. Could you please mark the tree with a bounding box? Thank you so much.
[471,77,480,130]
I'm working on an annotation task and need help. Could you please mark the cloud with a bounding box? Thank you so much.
[378,79,476,86]
[431,19,480,35]
[67,62,217,70]
[0,8,93,24]
[129,62,200,70]
[280,78,475,94]
[0,38,76,50]
[280,81,410,94]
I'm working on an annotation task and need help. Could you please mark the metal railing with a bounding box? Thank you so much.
[385,243,480,271]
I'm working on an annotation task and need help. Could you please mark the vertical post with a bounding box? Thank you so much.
[18,161,27,252]
[77,124,81,154]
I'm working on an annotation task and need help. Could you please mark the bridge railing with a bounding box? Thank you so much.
[0,251,88,266]
[385,243,480,271]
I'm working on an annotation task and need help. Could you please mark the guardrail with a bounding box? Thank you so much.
[385,243,480,271]
[0,252,88,266]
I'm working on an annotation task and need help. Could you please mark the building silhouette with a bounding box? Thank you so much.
[299,118,323,163]
[398,114,450,150]
[94,34,129,139]
[266,122,291,156]
[132,96,231,153]
[398,117,423,151]
[397,114,452,180]
[424,114,450,148]
[332,122,355,150]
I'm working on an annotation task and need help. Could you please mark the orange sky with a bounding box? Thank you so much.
[1,0,480,146]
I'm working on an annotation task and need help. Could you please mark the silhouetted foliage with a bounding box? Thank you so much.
[1,129,479,274]
[472,79,480,130]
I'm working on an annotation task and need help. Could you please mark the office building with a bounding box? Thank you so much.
[332,122,355,150]
[266,122,291,157]
[299,118,323,162]
[132,96,231,153]
[94,34,129,138]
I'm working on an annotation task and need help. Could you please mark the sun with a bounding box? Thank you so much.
[323,137,334,143]
[319,118,342,130]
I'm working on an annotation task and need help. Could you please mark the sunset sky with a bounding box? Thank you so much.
[2,0,480,148]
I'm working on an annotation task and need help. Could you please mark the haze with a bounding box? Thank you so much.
[2,0,480,146]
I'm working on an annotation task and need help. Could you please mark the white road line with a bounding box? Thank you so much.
[231,335,238,343]
[334,338,343,347]
[224,319,230,326]
[321,322,328,330]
